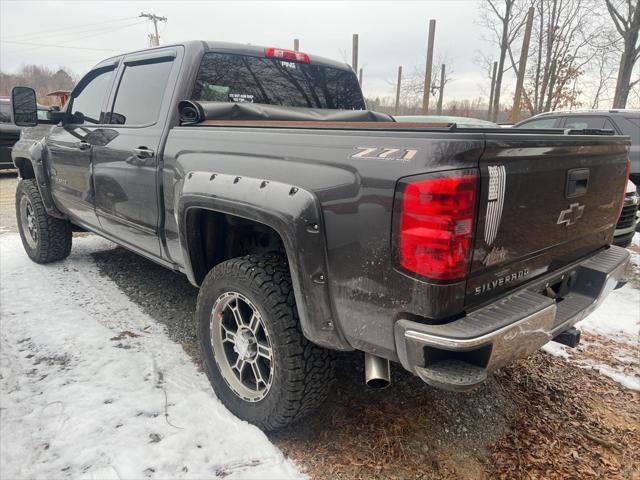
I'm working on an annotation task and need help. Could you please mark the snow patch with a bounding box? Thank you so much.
[0,234,301,480]
[541,341,571,359]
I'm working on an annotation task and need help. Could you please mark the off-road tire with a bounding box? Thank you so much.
[196,253,335,430]
[16,179,72,263]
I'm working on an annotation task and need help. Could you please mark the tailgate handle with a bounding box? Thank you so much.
[566,168,589,198]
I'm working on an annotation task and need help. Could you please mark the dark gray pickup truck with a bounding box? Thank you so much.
[10,41,631,430]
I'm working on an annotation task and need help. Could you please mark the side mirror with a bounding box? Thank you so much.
[11,86,38,127]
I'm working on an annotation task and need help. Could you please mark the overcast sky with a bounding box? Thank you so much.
[1,0,500,101]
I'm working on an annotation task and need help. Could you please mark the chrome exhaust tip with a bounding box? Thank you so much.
[364,353,390,389]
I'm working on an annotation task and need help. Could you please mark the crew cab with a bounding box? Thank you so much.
[10,41,631,430]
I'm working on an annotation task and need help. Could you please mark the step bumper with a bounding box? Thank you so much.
[394,246,631,391]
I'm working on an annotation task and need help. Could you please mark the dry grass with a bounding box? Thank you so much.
[272,352,639,480]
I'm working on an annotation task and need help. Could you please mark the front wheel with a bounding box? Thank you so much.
[196,253,335,430]
[16,179,72,263]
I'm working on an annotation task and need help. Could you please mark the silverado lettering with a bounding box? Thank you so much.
[474,269,530,295]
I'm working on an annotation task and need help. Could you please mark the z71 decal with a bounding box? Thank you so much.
[350,147,418,162]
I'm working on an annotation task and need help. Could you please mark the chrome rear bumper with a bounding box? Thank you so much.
[394,246,631,391]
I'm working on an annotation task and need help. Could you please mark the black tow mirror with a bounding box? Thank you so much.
[11,86,38,127]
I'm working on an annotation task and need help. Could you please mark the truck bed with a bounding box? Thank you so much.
[162,122,630,360]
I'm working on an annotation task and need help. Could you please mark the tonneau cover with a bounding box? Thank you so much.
[178,100,393,125]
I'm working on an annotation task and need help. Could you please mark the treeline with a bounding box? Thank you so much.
[0,65,76,106]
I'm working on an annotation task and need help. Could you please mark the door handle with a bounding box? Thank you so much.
[76,141,91,151]
[134,146,155,159]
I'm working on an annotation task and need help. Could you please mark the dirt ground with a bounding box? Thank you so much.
[1,172,639,479]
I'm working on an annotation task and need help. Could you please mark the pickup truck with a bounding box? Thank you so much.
[10,41,631,431]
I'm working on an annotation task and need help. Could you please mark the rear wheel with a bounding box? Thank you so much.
[16,179,72,263]
[196,253,335,430]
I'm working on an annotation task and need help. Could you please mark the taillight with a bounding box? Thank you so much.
[394,170,478,281]
[265,47,310,63]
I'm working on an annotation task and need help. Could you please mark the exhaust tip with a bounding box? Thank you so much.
[366,377,390,389]
[364,353,390,389]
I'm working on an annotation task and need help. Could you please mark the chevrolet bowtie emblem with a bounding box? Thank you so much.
[557,203,585,226]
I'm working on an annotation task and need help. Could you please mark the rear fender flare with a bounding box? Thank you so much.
[177,171,351,351]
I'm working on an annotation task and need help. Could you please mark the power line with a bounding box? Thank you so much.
[0,40,122,53]
[2,16,136,42]
[5,21,147,54]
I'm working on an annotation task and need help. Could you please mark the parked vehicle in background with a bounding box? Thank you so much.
[0,96,51,170]
[394,115,499,128]
[9,41,631,430]
[514,110,640,188]
[615,180,640,246]
[515,110,640,245]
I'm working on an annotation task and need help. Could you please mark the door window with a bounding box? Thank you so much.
[69,67,116,124]
[563,116,606,130]
[109,58,174,126]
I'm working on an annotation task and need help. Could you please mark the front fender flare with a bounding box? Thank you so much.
[177,171,352,351]
[13,138,66,219]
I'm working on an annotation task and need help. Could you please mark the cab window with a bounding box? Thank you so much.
[563,116,606,130]
[109,58,174,126]
[69,67,116,124]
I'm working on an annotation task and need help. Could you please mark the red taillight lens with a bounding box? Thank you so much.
[396,170,478,281]
[265,47,310,63]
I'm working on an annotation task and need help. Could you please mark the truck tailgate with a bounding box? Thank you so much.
[466,134,629,306]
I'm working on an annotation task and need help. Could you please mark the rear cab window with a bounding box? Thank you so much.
[563,116,608,130]
[192,52,365,110]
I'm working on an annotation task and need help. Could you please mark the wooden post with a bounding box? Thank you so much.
[352,34,359,73]
[437,64,445,115]
[511,6,534,121]
[395,66,403,115]
[422,19,436,114]
[488,61,497,120]
[358,68,363,86]
[293,39,299,51]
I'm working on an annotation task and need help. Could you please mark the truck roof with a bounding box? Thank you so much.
[95,40,352,73]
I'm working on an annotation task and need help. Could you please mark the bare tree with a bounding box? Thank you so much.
[398,54,454,114]
[605,0,640,108]
[0,65,76,105]
[478,0,531,121]
[504,0,599,115]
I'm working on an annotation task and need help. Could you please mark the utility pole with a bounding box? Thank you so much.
[293,38,299,51]
[488,61,497,120]
[511,6,534,121]
[352,34,359,73]
[436,64,445,115]
[422,19,436,114]
[140,12,167,47]
[358,68,363,86]
[395,66,403,115]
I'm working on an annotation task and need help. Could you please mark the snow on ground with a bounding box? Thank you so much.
[0,234,301,480]
[542,236,640,391]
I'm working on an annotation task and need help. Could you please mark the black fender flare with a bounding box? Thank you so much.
[177,171,352,351]
[13,139,66,219]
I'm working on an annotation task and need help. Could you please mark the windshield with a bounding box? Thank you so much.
[192,52,365,110]
[37,109,50,121]
[0,103,10,123]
